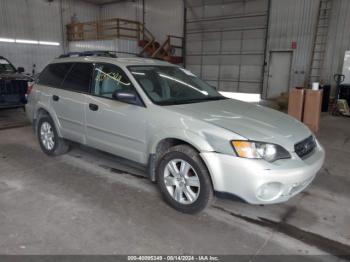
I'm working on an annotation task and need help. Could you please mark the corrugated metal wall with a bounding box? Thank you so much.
[68,38,138,55]
[72,0,184,57]
[263,0,320,96]
[0,0,99,73]
[185,0,269,93]
[322,0,350,85]
[61,0,99,23]
[69,0,142,54]
[99,0,184,44]
[144,0,184,43]
[100,0,142,21]
[1,0,350,94]
[0,0,61,73]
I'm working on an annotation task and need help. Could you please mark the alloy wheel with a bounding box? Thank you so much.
[163,159,200,205]
[40,122,55,151]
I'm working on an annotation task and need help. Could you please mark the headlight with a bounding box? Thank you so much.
[231,141,291,162]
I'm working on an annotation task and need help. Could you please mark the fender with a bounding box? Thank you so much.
[146,128,216,181]
[34,102,63,138]
[147,127,215,156]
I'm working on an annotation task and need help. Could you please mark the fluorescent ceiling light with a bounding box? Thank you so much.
[0,37,60,46]
[220,92,261,103]
[16,39,39,44]
[0,38,15,43]
[39,41,60,46]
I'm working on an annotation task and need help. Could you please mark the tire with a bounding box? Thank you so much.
[37,116,70,156]
[156,144,214,214]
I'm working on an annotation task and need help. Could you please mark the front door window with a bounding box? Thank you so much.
[92,64,134,99]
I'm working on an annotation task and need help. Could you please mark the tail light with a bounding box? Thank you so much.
[25,83,34,103]
[27,83,34,95]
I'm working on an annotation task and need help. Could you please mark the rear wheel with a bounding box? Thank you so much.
[37,116,69,156]
[157,145,213,214]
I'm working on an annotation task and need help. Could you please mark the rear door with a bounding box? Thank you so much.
[47,62,93,144]
[54,62,93,143]
[37,62,73,131]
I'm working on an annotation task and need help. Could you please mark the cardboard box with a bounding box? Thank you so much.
[288,88,305,121]
[303,90,323,133]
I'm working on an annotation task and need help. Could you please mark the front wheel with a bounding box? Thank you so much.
[156,145,214,214]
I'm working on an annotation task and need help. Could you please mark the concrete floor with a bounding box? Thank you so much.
[0,108,349,259]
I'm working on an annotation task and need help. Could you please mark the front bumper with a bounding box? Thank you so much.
[200,142,325,205]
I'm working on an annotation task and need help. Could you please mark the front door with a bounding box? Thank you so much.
[267,51,293,99]
[85,63,148,164]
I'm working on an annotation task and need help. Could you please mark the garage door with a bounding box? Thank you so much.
[185,0,269,94]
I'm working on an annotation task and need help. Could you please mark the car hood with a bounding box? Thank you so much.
[168,99,312,151]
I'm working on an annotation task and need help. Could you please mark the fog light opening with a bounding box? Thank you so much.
[257,182,283,201]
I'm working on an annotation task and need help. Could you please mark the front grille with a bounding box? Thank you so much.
[294,135,316,158]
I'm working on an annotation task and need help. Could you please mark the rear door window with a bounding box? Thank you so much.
[61,63,93,93]
[38,63,73,88]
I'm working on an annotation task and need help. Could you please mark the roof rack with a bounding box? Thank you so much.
[58,50,140,59]
[58,50,117,58]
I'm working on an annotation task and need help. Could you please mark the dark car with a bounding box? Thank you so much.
[0,56,32,109]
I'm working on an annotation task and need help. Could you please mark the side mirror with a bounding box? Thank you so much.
[17,67,25,73]
[113,91,138,104]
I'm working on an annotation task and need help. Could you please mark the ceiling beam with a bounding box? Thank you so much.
[81,0,127,6]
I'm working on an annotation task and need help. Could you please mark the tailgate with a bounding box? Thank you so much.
[0,79,28,105]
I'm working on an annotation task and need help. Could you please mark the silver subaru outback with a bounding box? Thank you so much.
[26,52,325,213]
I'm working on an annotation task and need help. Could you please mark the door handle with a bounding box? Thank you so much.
[52,95,59,101]
[89,103,99,111]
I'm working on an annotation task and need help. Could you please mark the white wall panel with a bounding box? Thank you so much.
[96,0,350,95]
[0,0,61,40]
[61,0,100,51]
[322,0,350,85]
[96,0,184,56]
[63,1,142,56]
[62,0,99,23]
[100,0,184,44]
[264,0,320,93]
[100,0,142,21]
[0,42,61,75]
[144,0,184,43]
[186,0,269,93]
[69,39,138,55]
[0,0,99,73]
[0,0,63,72]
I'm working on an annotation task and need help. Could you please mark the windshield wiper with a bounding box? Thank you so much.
[157,96,228,106]
[202,96,228,101]
[181,96,228,103]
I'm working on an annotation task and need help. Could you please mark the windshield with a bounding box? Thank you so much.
[0,58,16,73]
[128,66,227,105]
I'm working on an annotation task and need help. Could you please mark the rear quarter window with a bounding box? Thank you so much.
[38,63,73,88]
[61,63,93,93]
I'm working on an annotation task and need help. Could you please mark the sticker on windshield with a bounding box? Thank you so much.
[179,68,196,77]
[0,59,10,65]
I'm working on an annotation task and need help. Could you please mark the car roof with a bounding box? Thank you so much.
[50,56,177,67]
